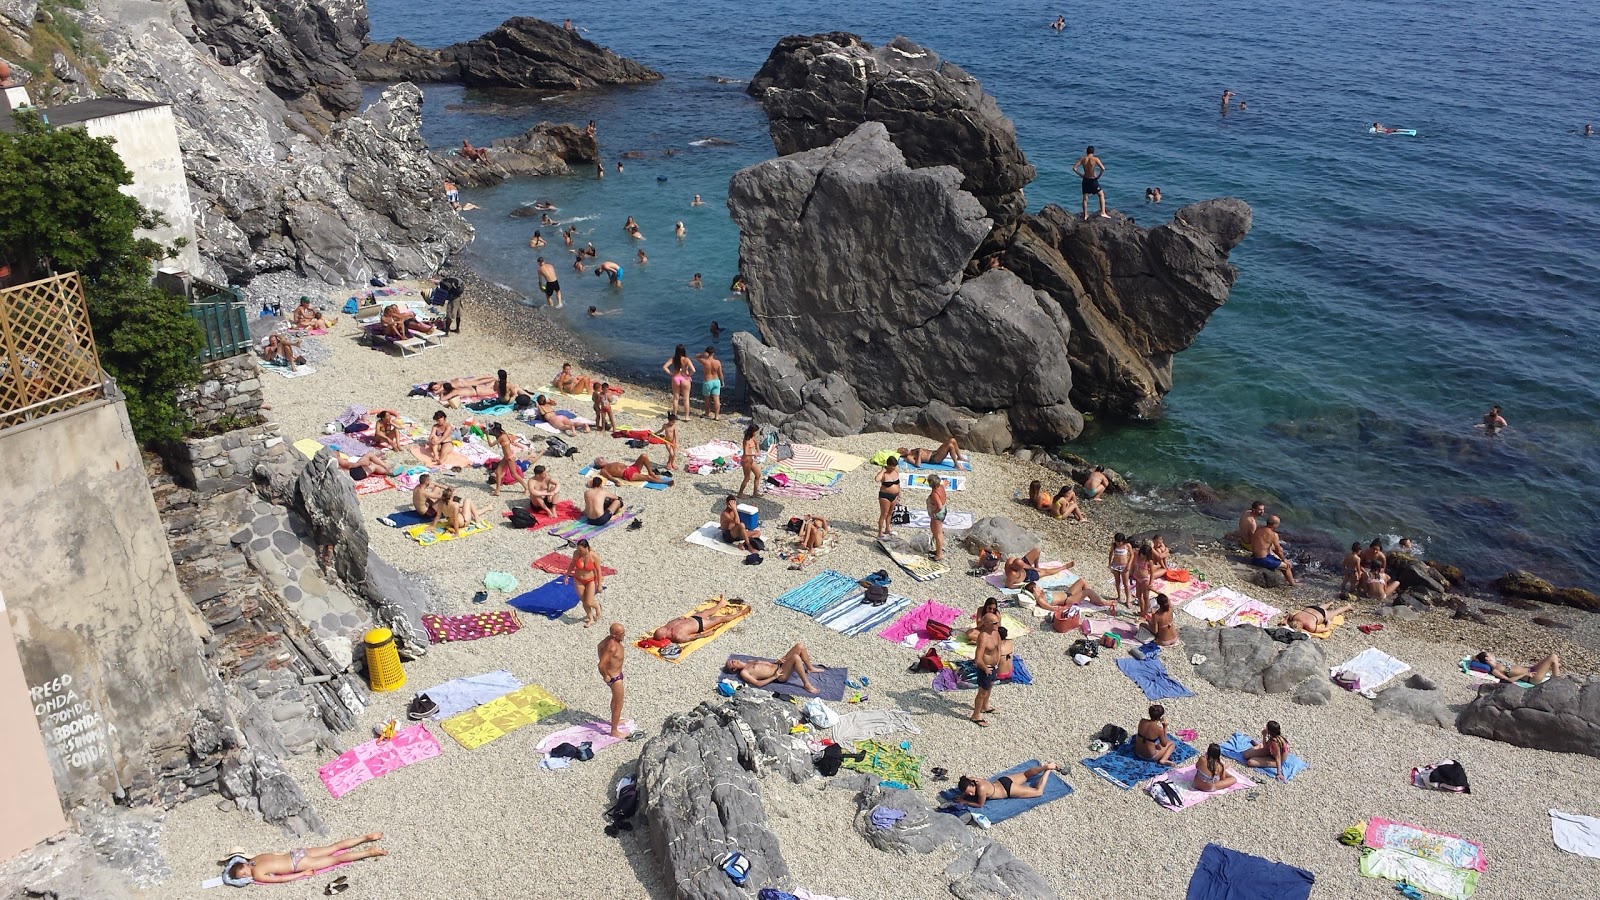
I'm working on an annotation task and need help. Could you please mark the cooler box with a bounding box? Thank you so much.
[737,504,760,532]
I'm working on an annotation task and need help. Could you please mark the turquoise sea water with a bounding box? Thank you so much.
[367,0,1600,585]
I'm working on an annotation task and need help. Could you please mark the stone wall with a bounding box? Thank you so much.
[178,354,265,431]
[167,421,288,499]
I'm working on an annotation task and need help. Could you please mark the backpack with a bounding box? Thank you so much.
[508,507,538,529]
[816,743,844,776]
[863,583,889,606]
[801,698,837,728]
[515,394,534,411]
[911,647,944,673]
[1069,638,1100,659]
[545,436,576,457]
[785,517,804,534]
[758,426,779,453]
[925,620,952,641]
[890,504,911,525]
[1095,724,1128,746]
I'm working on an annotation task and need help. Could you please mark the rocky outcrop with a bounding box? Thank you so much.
[1373,674,1452,729]
[182,0,368,126]
[960,517,1042,558]
[355,17,662,90]
[729,123,1081,446]
[749,33,1034,227]
[1492,570,1600,613]
[433,122,599,187]
[1457,676,1600,758]
[1181,627,1326,695]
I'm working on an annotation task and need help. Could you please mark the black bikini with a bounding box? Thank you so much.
[996,776,1015,797]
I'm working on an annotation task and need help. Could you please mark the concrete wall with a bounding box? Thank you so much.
[0,395,219,812]
[0,590,68,863]
[81,105,204,275]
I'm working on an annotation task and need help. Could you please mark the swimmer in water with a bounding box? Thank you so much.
[691,194,704,206]
[595,260,623,286]
[674,221,685,237]
[1482,404,1507,433]
[1221,90,1234,108]
[1050,15,1065,30]
[690,273,702,289]
[529,230,545,248]
[1584,124,1594,137]
[616,161,624,174]
[588,306,599,317]
[1238,101,1247,110]
[637,249,648,264]
[596,162,604,179]
[540,213,557,226]
[709,321,721,338]
[623,216,637,232]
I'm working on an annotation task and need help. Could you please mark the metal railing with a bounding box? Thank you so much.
[188,284,253,362]
[0,272,108,431]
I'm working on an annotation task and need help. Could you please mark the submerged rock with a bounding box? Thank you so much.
[1493,570,1600,613]
[356,17,662,90]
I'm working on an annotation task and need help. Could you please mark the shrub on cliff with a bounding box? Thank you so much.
[0,111,201,442]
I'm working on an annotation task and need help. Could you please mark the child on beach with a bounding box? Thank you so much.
[1108,532,1132,609]
[591,383,605,429]
[1340,542,1362,594]
[656,412,680,470]
[1131,541,1155,616]
[597,383,615,431]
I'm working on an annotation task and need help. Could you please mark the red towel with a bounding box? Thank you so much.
[531,551,618,576]
[612,429,666,445]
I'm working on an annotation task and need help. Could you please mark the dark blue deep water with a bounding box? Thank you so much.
[366,0,1600,585]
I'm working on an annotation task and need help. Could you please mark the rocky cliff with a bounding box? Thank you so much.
[355,17,662,89]
[739,33,1252,438]
[432,122,599,187]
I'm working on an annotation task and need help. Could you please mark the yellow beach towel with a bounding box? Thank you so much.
[640,598,751,663]
[294,438,328,460]
[1303,614,1345,640]
[403,518,492,545]
[439,684,565,749]
[948,613,1029,659]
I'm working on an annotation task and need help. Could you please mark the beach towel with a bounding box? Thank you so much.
[938,760,1071,823]
[905,510,975,529]
[1159,577,1214,604]
[351,475,396,496]
[422,611,521,644]
[535,720,637,755]
[502,499,582,529]
[438,684,565,750]
[760,470,844,500]
[1082,615,1142,641]
[419,671,523,719]
[1219,732,1309,781]
[506,579,581,620]
[377,509,431,528]
[1332,648,1412,695]
[832,709,922,745]
[1185,844,1315,900]
[877,538,949,582]
[549,509,636,542]
[403,518,492,545]
[900,471,967,490]
[266,363,317,378]
[984,565,1077,590]
[1364,816,1487,872]
[293,438,328,460]
[946,613,1027,659]
[813,591,912,637]
[1145,764,1255,810]
[1550,809,1600,859]
[640,599,751,662]
[317,722,441,798]
[1116,655,1196,700]
[722,655,848,701]
[1359,849,1479,900]
[466,401,515,415]
[684,521,746,556]
[1081,740,1197,789]
[404,444,473,470]
[879,600,966,650]
[932,657,1034,691]
[1182,587,1252,623]
[530,551,617,577]
[775,570,860,617]
[1223,598,1282,628]
[839,738,923,789]
[684,439,742,470]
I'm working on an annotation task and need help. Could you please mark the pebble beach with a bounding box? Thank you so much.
[149,270,1600,899]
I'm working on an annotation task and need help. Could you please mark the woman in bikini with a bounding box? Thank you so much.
[1130,542,1155,617]
[662,344,695,418]
[798,515,828,550]
[875,455,902,538]
[566,539,605,627]
[1284,602,1354,635]
[552,363,592,395]
[370,410,402,451]
[955,763,1059,807]
[1024,578,1114,615]
[1134,704,1178,766]
[738,424,763,497]
[1026,480,1054,515]
[220,834,386,886]
[427,410,452,465]
[487,422,527,497]
[1108,532,1132,609]
[1142,593,1179,647]
[1241,721,1291,783]
[1052,485,1086,521]
[1192,743,1237,793]
[1359,561,1399,599]
[1149,534,1171,571]
[964,597,1002,642]
[1474,650,1562,685]
[535,396,591,436]
[927,473,948,561]
[431,487,480,537]
[494,369,532,405]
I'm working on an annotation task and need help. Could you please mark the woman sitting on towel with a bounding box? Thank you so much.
[552,363,593,395]
[1240,721,1290,782]
[536,396,592,435]
[1474,650,1562,685]
[1192,744,1237,792]
[1141,593,1179,647]
[1283,602,1354,637]
[1134,704,1178,766]
[897,436,962,468]
[798,515,829,550]
[964,598,1002,642]
[494,369,533,405]
[1358,561,1399,600]
[432,487,480,537]
[371,410,403,451]
[955,763,1059,807]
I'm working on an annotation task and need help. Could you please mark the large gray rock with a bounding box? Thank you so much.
[0,0,38,31]
[1292,675,1331,706]
[433,122,598,187]
[1183,627,1323,695]
[948,842,1057,900]
[183,0,367,125]
[864,401,1015,455]
[293,449,368,585]
[960,517,1041,558]
[749,33,1035,227]
[1373,674,1452,729]
[355,16,662,89]
[1457,675,1600,757]
[730,122,1081,446]
[1262,639,1325,694]
[358,551,431,660]
[1387,554,1449,595]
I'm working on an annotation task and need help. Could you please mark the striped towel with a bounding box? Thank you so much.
[775,570,861,616]
[548,509,636,542]
[814,591,912,636]
[782,444,834,471]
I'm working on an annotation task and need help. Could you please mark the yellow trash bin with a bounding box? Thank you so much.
[363,627,406,692]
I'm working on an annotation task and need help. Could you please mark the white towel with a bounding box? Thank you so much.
[1331,647,1411,696]
[832,709,922,745]
[1551,809,1600,859]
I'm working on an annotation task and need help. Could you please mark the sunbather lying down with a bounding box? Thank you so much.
[724,643,823,693]
[222,833,386,885]
[955,763,1059,807]
[653,596,747,643]
[419,375,497,408]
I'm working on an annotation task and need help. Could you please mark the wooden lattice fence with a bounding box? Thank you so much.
[0,273,107,431]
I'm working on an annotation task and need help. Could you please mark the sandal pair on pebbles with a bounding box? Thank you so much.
[324,875,349,895]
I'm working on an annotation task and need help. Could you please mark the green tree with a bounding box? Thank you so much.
[0,110,202,443]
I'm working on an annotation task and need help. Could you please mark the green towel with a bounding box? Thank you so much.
[483,572,519,593]
[840,739,923,789]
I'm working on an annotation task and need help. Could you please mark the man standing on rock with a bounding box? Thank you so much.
[537,257,562,308]
[971,613,1003,727]
[1073,145,1110,220]
[1237,500,1265,550]
[1250,515,1296,586]
[597,622,632,738]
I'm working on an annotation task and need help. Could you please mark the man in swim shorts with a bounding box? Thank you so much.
[653,596,747,643]
[597,622,633,737]
[583,476,625,526]
[537,258,562,308]
[719,495,762,552]
[723,643,823,693]
[595,260,623,285]
[1072,145,1109,220]
[1249,515,1296,585]
[1082,465,1110,500]
[696,346,724,419]
[594,454,672,486]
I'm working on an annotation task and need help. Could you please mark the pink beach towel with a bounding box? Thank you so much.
[1145,763,1255,810]
[535,720,638,755]
[317,722,441,798]
[422,610,521,644]
[879,600,965,650]
[1224,598,1283,628]
[1365,816,1488,872]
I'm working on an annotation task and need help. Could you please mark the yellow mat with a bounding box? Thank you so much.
[949,613,1028,659]
[537,384,668,418]
[640,598,751,663]
[1303,613,1345,640]
[823,449,866,473]
[294,438,328,459]
[439,684,565,749]
[403,518,492,545]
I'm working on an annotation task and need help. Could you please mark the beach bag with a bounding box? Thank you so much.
[508,507,538,529]
[758,426,779,453]
[891,504,911,525]
[863,583,889,606]
[912,647,944,673]
[1051,611,1082,634]
[342,297,359,315]
[816,743,844,776]
[785,517,804,534]
[1412,759,1471,794]
[1069,639,1099,660]
[545,436,577,457]
[925,620,952,641]
[1154,780,1183,808]
[1332,671,1361,692]
[550,741,594,762]
[1164,569,1192,583]
[515,394,534,410]
[765,472,789,487]
[1095,724,1128,746]
[801,698,837,728]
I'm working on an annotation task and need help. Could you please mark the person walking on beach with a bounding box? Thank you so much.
[1073,146,1110,220]
[598,622,630,737]
[696,346,724,419]
[566,539,605,627]
[927,473,948,562]
[663,344,695,417]
[537,257,562,308]
[739,424,764,497]
[970,613,1002,727]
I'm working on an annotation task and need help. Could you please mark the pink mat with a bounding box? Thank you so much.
[878,600,965,650]
[534,720,637,754]
[1145,763,1255,809]
[318,722,442,798]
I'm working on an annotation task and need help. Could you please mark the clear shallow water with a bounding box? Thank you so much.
[368,0,1600,585]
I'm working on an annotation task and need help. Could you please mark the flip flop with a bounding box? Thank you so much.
[971,717,989,727]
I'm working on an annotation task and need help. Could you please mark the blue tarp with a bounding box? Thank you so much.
[507,578,580,619]
[1080,739,1197,789]
[1185,844,1314,900]
[1115,655,1196,700]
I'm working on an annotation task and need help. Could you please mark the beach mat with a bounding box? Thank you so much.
[1364,816,1487,871]
[378,509,431,528]
[294,438,328,459]
[839,738,922,789]
[983,565,1077,590]
[938,760,1071,823]
[317,722,441,799]
[813,591,912,637]
[900,471,967,490]
[549,509,636,542]
[723,655,848,701]
[879,600,966,650]
[684,521,745,556]
[403,518,492,546]
[502,499,582,529]
[933,656,1033,691]
[1146,763,1255,810]
[507,579,581,620]
[352,475,395,495]
[1182,587,1252,623]
[439,684,565,750]
[422,610,521,644]
[1116,655,1196,700]
[640,599,751,663]
[1220,732,1309,781]
[878,538,949,582]
[1186,844,1315,900]
[906,510,975,529]
[775,570,860,616]
[1358,849,1477,900]
[535,720,638,755]
[1223,598,1282,628]
[1081,740,1197,790]
[530,551,617,577]
[419,671,523,720]
[267,363,317,379]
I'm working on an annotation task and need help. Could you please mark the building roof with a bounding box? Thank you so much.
[2,98,168,133]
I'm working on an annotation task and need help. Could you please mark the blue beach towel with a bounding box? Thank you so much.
[938,759,1072,824]
[722,655,848,702]
[507,579,581,619]
[1185,844,1314,900]
[377,509,431,528]
[1115,656,1196,701]
[775,570,861,617]
[418,670,523,719]
[812,591,912,636]
[1219,732,1309,781]
[1080,740,1197,790]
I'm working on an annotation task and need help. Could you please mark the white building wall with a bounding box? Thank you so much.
[81,106,205,276]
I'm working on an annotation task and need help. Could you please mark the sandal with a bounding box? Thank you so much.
[971,717,990,727]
